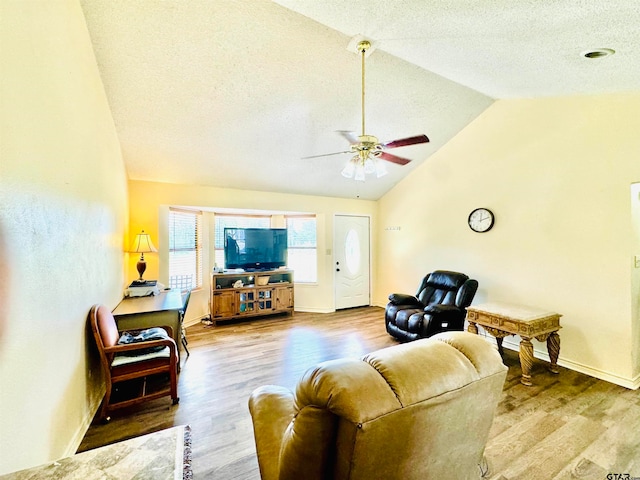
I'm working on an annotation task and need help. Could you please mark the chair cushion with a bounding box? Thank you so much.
[417,271,469,306]
[117,327,170,355]
[425,271,468,290]
[111,347,171,367]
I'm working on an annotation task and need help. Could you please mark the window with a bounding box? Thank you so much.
[214,215,270,269]
[286,216,317,283]
[213,214,317,283]
[169,208,202,290]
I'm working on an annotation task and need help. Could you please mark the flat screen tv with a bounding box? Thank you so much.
[224,227,287,271]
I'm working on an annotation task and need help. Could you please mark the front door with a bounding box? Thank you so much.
[334,215,370,310]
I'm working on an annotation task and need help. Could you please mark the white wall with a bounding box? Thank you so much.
[376,95,640,387]
[0,1,128,474]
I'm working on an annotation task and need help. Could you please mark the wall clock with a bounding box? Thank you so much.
[468,208,494,233]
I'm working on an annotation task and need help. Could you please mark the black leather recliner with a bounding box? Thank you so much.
[385,270,478,342]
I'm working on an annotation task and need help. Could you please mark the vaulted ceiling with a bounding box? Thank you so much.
[80,1,640,200]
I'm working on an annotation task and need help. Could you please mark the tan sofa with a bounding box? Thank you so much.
[248,331,507,480]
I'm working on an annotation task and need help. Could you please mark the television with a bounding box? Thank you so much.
[224,227,287,271]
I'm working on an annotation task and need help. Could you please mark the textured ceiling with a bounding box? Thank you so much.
[80,0,640,201]
[273,0,640,99]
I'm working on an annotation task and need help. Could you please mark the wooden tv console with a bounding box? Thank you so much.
[210,269,294,325]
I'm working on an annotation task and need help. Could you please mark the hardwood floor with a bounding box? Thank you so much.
[79,307,640,479]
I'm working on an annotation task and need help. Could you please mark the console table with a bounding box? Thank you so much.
[113,289,191,363]
[210,269,294,325]
[466,302,562,386]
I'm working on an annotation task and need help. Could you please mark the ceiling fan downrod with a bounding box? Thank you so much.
[358,40,370,139]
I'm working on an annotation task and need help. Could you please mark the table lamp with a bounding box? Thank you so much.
[130,230,157,282]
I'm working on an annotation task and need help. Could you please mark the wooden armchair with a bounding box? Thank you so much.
[89,304,179,422]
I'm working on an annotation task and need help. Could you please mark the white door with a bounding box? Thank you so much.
[334,215,370,310]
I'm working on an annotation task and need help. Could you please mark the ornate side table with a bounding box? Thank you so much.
[466,302,562,386]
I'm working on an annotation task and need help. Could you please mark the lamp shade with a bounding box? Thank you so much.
[130,231,157,253]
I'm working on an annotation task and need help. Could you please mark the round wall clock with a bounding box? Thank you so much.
[468,208,495,233]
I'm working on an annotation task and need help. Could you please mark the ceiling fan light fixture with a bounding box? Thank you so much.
[341,158,356,178]
[363,157,376,174]
[375,159,388,178]
[354,163,366,182]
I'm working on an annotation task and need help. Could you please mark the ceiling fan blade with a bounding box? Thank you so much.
[382,134,430,149]
[336,130,359,144]
[301,150,352,160]
[379,151,412,166]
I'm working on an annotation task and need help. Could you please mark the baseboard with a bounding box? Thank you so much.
[489,335,640,390]
[184,314,209,328]
[293,307,335,314]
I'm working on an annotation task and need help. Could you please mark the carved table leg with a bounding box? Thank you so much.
[519,337,534,386]
[496,337,504,359]
[467,321,478,335]
[547,331,560,374]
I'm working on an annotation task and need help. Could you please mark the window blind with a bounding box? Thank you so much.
[169,208,202,289]
[286,215,317,283]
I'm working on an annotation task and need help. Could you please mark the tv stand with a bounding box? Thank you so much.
[210,269,294,325]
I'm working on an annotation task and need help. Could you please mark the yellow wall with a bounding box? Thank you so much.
[0,1,128,474]
[128,181,378,322]
[377,95,640,387]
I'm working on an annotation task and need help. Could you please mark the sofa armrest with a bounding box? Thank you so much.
[388,293,422,307]
[423,304,461,315]
[248,385,295,480]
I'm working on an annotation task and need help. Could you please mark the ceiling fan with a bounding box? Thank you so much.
[304,39,430,181]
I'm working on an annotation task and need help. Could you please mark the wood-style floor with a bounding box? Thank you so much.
[79,307,640,479]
